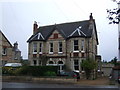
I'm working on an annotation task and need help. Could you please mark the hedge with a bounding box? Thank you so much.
[2,66,58,76]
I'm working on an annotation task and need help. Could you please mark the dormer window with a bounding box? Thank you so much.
[54,33,58,39]
[74,40,79,52]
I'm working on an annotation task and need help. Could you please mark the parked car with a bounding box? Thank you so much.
[57,71,78,77]
[4,63,22,67]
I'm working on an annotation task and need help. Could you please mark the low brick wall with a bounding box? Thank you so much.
[2,76,76,84]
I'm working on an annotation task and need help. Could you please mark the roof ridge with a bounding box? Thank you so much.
[38,20,90,28]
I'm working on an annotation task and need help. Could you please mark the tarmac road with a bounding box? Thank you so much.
[2,82,120,90]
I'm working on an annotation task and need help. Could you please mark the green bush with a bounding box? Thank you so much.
[13,66,58,76]
[43,71,56,76]
[2,66,20,75]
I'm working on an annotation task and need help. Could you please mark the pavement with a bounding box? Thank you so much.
[2,76,120,89]
[76,77,111,85]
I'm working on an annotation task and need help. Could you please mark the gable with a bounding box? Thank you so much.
[0,31,12,48]
[48,30,65,40]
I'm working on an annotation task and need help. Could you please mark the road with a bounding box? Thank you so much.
[2,82,120,90]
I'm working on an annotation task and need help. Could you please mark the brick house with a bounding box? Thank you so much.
[0,31,22,66]
[27,13,99,72]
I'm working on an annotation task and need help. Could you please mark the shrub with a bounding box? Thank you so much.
[14,66,58,76]
[43,71,56,76]
[2,66,20,75]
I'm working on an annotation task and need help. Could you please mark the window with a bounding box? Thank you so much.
[54,33,58,39]
[81,40,84,51]
[74,40,79,51]
[74,59,79,70]
[2,47,7,55]
[33,60,37,66]
[33,43,37,53]
[39,43,42,54]
[49,61,54,64]
[81,60,84,71]
[49,42,53,53]
[39,60,42,65]
[58,61,63,64]
[58,42,62,53]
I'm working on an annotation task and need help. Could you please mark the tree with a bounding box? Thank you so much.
[39,55,48,66]
[107,0,120,24]
[81,58,97,79]
[110,57,120,66]
[107,0,120,61]
[111,57,117,65]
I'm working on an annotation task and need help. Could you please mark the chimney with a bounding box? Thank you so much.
[33,21,38,34]
[89,13,94,29]
[89,13,93,20]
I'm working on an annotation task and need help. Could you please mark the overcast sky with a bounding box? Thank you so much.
[0,0,118,61]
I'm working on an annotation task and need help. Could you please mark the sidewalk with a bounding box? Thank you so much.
[76,77,110,85]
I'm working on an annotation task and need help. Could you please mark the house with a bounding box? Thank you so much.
[0,31,22,66]
[101,63,114,76]
[27,13,100,72]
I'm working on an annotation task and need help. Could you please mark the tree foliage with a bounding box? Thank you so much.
[81,58,97,79]
[107,0,120,24]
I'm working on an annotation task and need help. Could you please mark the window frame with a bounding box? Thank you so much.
[74,59,79,70]
[54,33,58,39]
[33,43,37,54]
[39,43,42,54]
[49,42,54,54]
[58,42,63,53]
[73,40,79,52]
[81,40,85,51]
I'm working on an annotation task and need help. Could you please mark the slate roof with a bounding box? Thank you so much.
[27,20,98,44]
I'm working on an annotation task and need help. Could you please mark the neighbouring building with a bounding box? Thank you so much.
[27,13,100,72]
[102,63,114,76]
[0,30,22,66]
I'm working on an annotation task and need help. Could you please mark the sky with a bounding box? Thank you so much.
[0,0,118,61]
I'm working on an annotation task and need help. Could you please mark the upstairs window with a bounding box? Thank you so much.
[2,47,7,55]
[49,42,53,53]
[54,33,58,39]
[58,42,62,53]
[33,43,37,53]
[81,40,84,51]
[74,40,79,51]
[39,43,42,54]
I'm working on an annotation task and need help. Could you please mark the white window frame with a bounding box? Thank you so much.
[81,40,85,52]
[49,42,53,54]
[74,59,79,70]
[58,42,63,53]
[33,43,37,54]
[73,40,79,52]
[39,43,42,54]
